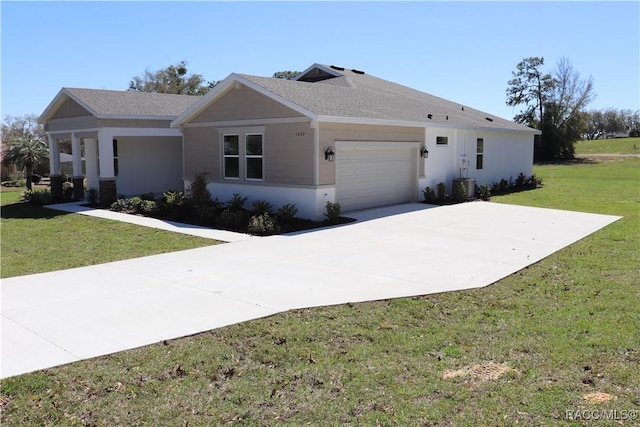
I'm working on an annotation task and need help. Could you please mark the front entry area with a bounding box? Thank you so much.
[335,142,418,212]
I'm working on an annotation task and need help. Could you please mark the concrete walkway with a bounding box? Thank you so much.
[46,201,252,242]
[1,202,620,378]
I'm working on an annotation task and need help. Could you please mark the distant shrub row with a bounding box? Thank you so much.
[423,173,543,204]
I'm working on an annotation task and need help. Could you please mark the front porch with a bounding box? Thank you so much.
[47,127,183,206]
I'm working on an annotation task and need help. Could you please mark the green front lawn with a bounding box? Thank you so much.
[1,155,639,425]
[0,189,219,279]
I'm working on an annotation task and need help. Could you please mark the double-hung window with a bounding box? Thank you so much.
[476,138,484,170]
[221,127,264,181]
[245,134,263,180]
[223,135,240,179]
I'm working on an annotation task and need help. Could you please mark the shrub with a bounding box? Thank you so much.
[527,174,543,188]
[252,199,273,216]
[62,181,74,199]
[217,209,249,230]
[139,192,156,201]
[21,188,52,205]
[87,188,99,205]
[423,186,437,203]
[325,201,341,224]
[515,172,527,189]
[479,184,491,201]
[453,181,467,202]
[110,197,155,215]
[436,182,446,201]
[277,203,298,221]
[163,190,186,207]
[491,181,500,195]
[188,172,212,206]
[110,198,128,212]
[499,178,509,193]
[226,193,247,212]
[247,213,281,235]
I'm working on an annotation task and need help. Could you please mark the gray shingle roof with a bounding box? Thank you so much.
[64,88,201,118]
[236,65,537,133]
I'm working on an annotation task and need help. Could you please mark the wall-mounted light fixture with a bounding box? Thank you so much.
[420,146,429,158]
[325,146,335,162]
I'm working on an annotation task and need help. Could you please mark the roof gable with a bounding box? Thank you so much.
[39,88,201,124]
[172,63,540,134]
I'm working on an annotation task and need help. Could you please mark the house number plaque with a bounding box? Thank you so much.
[295,131,306,137]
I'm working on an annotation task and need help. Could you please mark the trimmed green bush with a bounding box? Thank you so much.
[436,182,446,201]
[479,184,491,201]
[325,201,341,224]
[423,186,437,203]
[453,181,467,202]
[247,213,281,235]
[217,209,249,230]
[277,203,298,221]
[252,199,273,215]
[87,188,99,205]
[163,190,186,206]
[226,193,247,212]
[62,181,74,199]
[21,188,52,205]
[188,172,212,206]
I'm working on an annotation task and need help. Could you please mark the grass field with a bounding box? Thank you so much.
[1,143,639,426]
[574,136,640,155]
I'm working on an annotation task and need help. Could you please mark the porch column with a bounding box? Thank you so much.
[70,133,84,200]
[47,134,63,200]
[84,138,99,192]
[97,128,116,206]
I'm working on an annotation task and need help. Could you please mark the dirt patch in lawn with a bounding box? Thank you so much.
[583,392,617,404]
[442,362,517,381]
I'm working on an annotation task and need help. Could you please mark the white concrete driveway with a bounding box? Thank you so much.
[1,202,619,378]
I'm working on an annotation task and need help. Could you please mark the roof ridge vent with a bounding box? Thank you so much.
[330,65,345,71]
[351,69,365,75]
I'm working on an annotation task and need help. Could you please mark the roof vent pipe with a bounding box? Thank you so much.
[461,106,464,111]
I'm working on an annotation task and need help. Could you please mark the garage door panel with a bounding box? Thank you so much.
[336,147,415,212]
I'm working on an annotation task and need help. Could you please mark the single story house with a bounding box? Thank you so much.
[40,63,540,219]
[39,88,200,202]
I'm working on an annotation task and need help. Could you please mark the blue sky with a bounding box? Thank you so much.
[2,1,638,122]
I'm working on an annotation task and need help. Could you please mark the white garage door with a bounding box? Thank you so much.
[336,145,416,212]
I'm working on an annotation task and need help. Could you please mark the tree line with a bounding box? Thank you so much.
[506,56,639,161]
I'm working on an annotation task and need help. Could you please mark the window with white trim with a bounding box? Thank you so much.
[223,135,239,179]
[245,134,263,180]
[220,127,265,181]
[476,138,484,170]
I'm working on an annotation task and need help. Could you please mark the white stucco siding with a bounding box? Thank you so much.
[185,180,334,221]
[115,136,183,195]
[422,127,534,192]
[468,131,534,186]
[423,127,458,190]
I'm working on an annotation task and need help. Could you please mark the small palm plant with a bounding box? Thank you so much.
[2,133,49,190]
